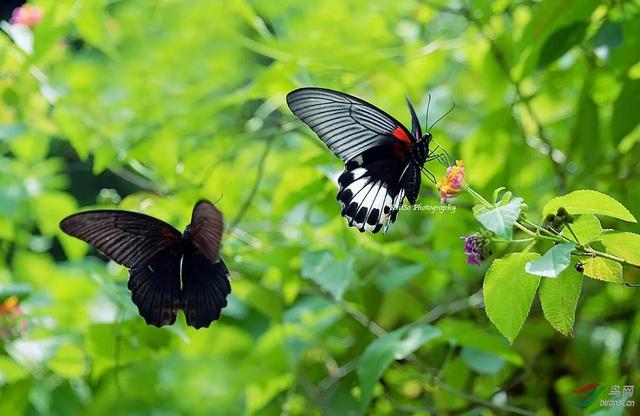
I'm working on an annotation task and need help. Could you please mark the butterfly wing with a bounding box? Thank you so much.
[287,87,416,233]
[59,210,182,268]
[337,146,407,232]
[180,200,231,328]
[181,253,231,329]
[286,87,414,162]
[128,249,182,326]
[60,210,183,326]
[188,200,224,264]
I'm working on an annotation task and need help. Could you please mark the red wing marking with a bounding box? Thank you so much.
[162,227,180,239]
[392,126,411,143]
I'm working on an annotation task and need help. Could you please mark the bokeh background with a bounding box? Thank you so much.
[1,0,639,414]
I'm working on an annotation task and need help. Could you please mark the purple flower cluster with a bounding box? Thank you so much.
[461,233,486,266]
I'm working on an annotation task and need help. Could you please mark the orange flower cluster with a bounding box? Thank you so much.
[0,296,27,340]
[436,160,465,204]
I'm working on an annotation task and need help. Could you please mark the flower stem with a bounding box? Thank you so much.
[464,186,640,273]
[465,186,492,208]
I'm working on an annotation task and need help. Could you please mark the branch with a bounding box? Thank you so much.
[228,136,274,231]
[108,165,167,195]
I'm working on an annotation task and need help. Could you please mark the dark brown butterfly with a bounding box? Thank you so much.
[59,200,231,329]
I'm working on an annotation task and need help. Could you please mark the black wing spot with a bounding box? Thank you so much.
[355,207,368,223]
[345,202,358,218]
[367,209,380,226]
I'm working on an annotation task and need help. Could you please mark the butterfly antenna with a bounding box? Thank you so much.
[213,193,224,204]
[428,101,455,132]
[425,93,432,131]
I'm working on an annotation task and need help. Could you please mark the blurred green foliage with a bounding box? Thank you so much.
[1,0,639,414]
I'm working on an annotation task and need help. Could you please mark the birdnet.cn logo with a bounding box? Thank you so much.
[568,383,635,409]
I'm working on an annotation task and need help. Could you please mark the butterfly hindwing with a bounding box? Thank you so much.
[286,87,414,162]
[128,249,182,327]
[180,253,231,329]
[337,145,407,233]
[59,210,181,269]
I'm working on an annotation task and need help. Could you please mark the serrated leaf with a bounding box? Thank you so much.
[357,325,440,413]
[483,253,541,344]
[566,214,602,244]
[598,232,640,266]
[301,251,356,300]
[582,257,623,283]
[542,190,636,223]
[539,272,583,336]
[525,243,576,278]
[475,197,523,239]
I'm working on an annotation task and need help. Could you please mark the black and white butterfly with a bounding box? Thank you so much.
[287,87,444,233]
[60,200,231,329]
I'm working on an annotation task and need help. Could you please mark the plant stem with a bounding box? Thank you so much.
[464,186,640,272]
[465,186,492,208]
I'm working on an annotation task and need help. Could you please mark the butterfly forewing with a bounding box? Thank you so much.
[286,87,414,162]
[59,210,182,268]
[189,200,224,264]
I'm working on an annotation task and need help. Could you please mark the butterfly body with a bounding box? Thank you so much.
[287,87,434,233]
[60,200,230,329]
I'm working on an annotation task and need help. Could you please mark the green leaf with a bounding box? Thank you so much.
[581,257,623,283]
[460,346,506,375]
[611,78,640,143]
[484,253,541,344]
[475,197,524,239]
[566,214,602,244]
[0,356,29,384]
[375,264,424,293]
[538,21,589,69]
[525,243,576,278]
[539,272,583,336]
[357,325,440,413]
[47,343,88,378]
[518,0,600,75]
[301,251,356,300]
[76,0,117,56]
[570,85,601,171]
[437,319,523,365]
[232,279,283,320]
[542,190,636,223]
[247,374,293,415]
[598,232,640,267]
[592,21,623,48]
